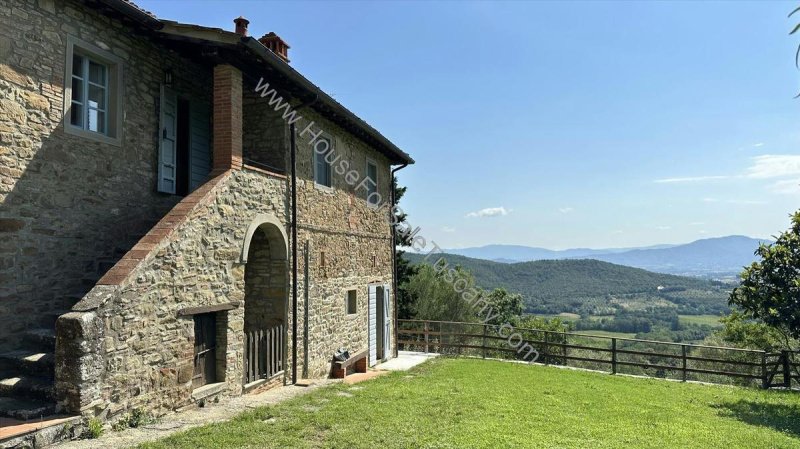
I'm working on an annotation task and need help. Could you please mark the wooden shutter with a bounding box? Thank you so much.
[383,285,391,361]
[189,101,211,192]
[158,86,178,194]
[368,285,378,366]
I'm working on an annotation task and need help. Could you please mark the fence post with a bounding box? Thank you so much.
[783,350,791,389]
[611,338,617,375]
[424,321,429,354]
[543,331,549,365]
[761,351,768,389]
[562,331,568,365]
[681,344,687,382]
[482,325,487,359]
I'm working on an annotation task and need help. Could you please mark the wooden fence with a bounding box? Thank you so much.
[397,319,799,389]
[244,323,285,384]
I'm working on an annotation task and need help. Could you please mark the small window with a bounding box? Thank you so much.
[346,290,357,315]
[320,251,326,268]
[63,36,122,145]
[313,137,333,187]
[366,159,378,205]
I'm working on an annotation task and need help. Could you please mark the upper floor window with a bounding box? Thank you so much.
[366,159,379,205]
[70,54,108,134]
[314,137,333,188]
[63,36,123,145]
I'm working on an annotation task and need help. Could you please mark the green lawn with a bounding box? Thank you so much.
[141,358,800,449]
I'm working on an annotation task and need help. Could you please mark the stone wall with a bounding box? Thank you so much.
[242,81,289,173]
[57,168,288,417]
[290,108,395,378]
[0,0,213,350]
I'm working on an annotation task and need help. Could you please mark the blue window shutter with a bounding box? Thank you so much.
[158,86,178,194]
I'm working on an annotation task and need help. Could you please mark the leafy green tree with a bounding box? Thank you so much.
[713,310,798,351]
[405,264,478,323]
[481,288,524,326]
[392,179,418,319]
[729,211,800,343]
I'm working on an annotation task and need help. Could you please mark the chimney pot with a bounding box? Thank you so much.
[259,32,291,63]
[233,16,249,36]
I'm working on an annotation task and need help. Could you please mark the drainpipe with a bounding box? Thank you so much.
[390,163,408,358]
[290,122,298,384]
[290,95,318,384]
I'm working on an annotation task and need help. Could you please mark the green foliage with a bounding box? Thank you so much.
[713,310,798,351]
[517,315,572,333]
[404,253,730,316]
[85,417,104,439]
[392,180,418,319]
[481,288,523,326]
[112,408,155,431]
[404,264,478,323]
[730,211,800,342]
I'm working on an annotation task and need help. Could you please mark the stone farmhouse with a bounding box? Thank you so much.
[0,0,413,424]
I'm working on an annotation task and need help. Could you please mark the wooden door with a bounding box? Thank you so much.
[193,313,217,389]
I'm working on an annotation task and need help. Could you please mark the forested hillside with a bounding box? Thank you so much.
[404,253,731,331]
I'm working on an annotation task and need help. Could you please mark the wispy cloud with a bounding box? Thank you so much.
[702,197,719,203]
[656,225,672,231]
[466,206,510,218]
[753,143,765,148]
[654,175,730,184]
[745,155,800,179]
[767,179,800,195]
[441,226,456,233]
[689,221,705,226]
[558,207,574,214]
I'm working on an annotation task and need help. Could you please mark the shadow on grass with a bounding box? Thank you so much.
[715,399,800,437]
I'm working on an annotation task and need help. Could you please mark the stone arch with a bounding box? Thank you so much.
[240,213,287,263]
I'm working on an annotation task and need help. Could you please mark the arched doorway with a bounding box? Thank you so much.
[241,216,287,386]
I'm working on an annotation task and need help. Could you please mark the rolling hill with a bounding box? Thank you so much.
[404,252,731,316]
[444,235,768,276]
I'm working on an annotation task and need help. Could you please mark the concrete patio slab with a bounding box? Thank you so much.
[376,351,438,371]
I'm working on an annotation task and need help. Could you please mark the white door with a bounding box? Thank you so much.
[382,285,391,361]
[368,285,378,367]
[157,86,178,194]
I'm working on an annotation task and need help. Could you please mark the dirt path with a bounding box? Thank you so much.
[53,380,338,449]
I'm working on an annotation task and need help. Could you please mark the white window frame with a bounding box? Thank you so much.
[63,36,123,146]
[365,157,379,207]
[313,135,334,190]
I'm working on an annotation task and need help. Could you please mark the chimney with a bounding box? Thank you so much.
[259,32,290,63]
[233,16,249,36]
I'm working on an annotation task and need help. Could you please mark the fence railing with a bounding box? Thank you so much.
[397,319,799,389]
[244,323,285,384]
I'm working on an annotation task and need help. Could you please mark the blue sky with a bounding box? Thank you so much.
[139,0,800,250]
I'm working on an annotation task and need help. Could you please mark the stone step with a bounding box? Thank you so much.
[0,351,54,376]
[22,328,56,350]
[0,396,56,421]
[0,375,53,401]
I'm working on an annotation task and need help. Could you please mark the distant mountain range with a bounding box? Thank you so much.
[441,236,770,277]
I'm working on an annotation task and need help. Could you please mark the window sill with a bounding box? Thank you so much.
[191,382,226,401]
[313,183,334,193]
[63,124,122,147]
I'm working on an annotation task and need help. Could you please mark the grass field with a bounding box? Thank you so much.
[141,358,800,449]
[679,314,724,327]
[574,329,637,339]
